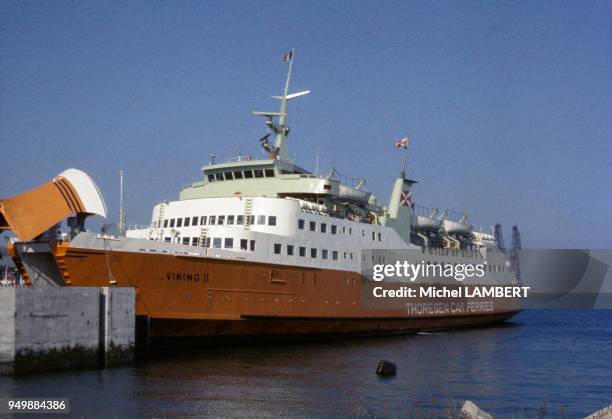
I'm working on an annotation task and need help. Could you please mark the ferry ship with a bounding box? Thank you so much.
[1,50,521,341]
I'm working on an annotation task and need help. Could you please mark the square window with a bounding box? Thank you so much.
[322,249,328,259]
[257,215,266,225]
[177,218,183,227]
[287,245,294,255]
[250,240,256,251]
[224,238,233,248]
[163,219,168,228]
[224,172,234,180]
[208,174,215,182]
[237,215,244,225]
[218,215,225,225]
[331,225,337,235]
[215,173,224,181]
[227,215,235,225]
[311,248,317,258]
[184,217,190,227]
[274,243,282,254]
[244,170,254,179]
[268,216,277,226]
[298,219,305,229]
[200,216,207,225]
[240,239,248,250]
[209,216,216,225]
[299,246,306,257]
[254,169,264,178]
[309,221,316,231]
[213,238,222,248]
[264,169,275,177]
[191,237,198,246]
[182,237,190,245]
[321,223,327,233]
[233,171,243,179]
[332,251,338,260]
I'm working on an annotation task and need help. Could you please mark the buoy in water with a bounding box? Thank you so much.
[376,360,396,376]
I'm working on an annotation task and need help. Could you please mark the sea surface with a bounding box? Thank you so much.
[1,310,611,418]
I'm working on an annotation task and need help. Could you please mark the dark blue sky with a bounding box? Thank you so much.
[1,1,610,248]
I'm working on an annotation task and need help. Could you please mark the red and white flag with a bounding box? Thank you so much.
[400,190,412,207]
[394,136,409,149]
[283,50,293,62]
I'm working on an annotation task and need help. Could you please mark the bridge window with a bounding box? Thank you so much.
[265,169,275,177]
[268,216,277,226]
[321,223,327,233]
[240,239,248,250]
[287,245,294,255]
[227,215,235,225]
[184,217,190,227]
[213,238,222,248]
[224,172,234,180]
[298,219,305,229]
[208,174,215,182]
[274,243,281,254]
[224,238,233,248]
[254,169,264,178]
[215,173,224,181]
[200,216,207,225]
[244,170,254,179]
[234,171,243,179]
[177,218,183,227]
[299,246,306,257]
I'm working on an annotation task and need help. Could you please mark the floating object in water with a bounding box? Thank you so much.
[376,360,396,376]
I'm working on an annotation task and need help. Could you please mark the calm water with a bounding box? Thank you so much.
[1,310,611,417]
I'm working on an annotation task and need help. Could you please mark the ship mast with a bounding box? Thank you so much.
[253,49,310,161]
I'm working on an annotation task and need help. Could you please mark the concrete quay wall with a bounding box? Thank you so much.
[0,287,135,374]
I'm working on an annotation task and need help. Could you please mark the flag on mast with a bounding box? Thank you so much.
[394,136,409,149]
[283,50,293,62]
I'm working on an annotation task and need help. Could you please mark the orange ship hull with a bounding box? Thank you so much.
[35,242,521,339]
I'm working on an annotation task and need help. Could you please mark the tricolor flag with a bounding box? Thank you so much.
[283,50,293,62]
[394,136,409,149]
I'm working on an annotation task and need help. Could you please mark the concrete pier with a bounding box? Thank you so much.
[0,287,134,374]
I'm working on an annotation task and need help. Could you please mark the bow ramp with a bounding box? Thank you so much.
[0,169,107,241]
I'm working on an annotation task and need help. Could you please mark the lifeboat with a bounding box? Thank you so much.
[415,215,442,231]
[442,219,472,234]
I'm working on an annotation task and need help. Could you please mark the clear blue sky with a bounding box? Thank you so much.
[1,1,610,248]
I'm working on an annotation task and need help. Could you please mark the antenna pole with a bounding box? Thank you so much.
[276,48,294,160]
[119,170,125,236]
[400,149,408,180]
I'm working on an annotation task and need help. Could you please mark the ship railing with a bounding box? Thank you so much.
[223,155,254,162]
[126,224,152,231]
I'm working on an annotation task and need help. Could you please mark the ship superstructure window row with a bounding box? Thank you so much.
[206,168,275,183]
[162,214,278,228]
[296,218,381,241]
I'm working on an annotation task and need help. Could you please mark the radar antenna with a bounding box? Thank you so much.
[253,49,310,160]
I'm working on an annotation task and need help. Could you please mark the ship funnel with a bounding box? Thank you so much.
[386,177,415,245]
